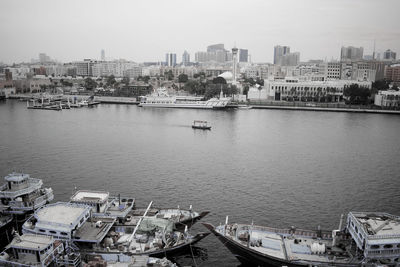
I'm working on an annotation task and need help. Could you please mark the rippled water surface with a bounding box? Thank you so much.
[1,100,399,266]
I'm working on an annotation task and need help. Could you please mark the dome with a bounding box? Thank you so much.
[218,71,233,81]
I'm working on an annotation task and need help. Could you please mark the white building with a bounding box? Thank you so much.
[374,90,400,107]
[248,78,372,102]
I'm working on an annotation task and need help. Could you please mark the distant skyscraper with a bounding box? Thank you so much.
[101,49,105,61]
[383,49,396,61]
[239,49,248,62]
[274,46,290,65]
[340,46,363,61]
[281,52,300,66]
[207,44,225,53]
[165,53,177,66]
[39,53,50,63]
[182,50,190,65]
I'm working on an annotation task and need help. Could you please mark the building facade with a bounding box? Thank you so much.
[182,50,190,66]
[374,90,400,107]
[239,49,248,62]
[274,45,290,65]
[383,49,396,61]
[248,78,372,102]
[385,64,400,84]
[165,53,177,67]
[341,46,364,61]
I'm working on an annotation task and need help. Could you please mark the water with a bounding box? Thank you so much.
[1,100,400,266]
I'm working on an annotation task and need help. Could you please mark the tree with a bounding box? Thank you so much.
[164,70,174,81]
[178,74,188,83]
[84,77,97,90]
[344,84,371,105]
[243,85,250,96]
[212,76,227,84]
[255,77,264,86]
[122,76,130,86]
[106,75,116,87]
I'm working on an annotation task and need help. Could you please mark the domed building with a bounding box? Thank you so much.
[217,71,233,84]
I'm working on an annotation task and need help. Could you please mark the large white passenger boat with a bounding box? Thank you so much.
[138,88,230,109]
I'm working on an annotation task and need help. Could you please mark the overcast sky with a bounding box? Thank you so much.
[1,0,399,64]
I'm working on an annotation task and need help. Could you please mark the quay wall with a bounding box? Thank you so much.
[251,105,400,115]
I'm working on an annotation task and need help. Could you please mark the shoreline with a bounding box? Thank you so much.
[250,104,400,114]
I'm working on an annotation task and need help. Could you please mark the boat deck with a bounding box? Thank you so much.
[217,224,355,265]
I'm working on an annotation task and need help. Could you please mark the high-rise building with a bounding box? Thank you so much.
[207,44,225,53]
[165,53,177,67]
[383,49,396,61]
[239,49,248,62]
[274,46,290,65]
[39,53,51,63]
[281,52,300,66]
[101,49,105,61]
[182,51,190,65]
[340,46,364,61]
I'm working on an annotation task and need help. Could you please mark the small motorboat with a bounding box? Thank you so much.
[192,120,211,130]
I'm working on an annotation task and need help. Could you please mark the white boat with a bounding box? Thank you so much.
[138,88,230,109]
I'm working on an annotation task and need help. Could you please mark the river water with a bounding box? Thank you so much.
[1,100,399,266]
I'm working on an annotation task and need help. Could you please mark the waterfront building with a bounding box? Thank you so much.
[239,49,248,62]
[274,45,290,65]
[384,64,400,84]
[182,50,190,66]
[29,78,52,93]
[247,78,372,102]
[374,90,400,107]
[166,53,177,67]
[383,49,397,61]
[341,46,364,61]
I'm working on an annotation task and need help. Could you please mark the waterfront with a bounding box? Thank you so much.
[1,100,400,266]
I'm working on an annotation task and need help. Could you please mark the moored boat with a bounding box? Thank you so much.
[138,88,230,109]
[0,172,54,215]
[203,212,400,267]
[22,201,209,258]
[192,120,211,130]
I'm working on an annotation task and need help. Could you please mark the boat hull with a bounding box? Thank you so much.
[192,126,211,130]
[202,223,361,267]
[138,103,227,110]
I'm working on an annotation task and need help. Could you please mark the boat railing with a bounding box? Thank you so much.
[5,190,53,209]
[0,178,43,198]
[240,224,332,239]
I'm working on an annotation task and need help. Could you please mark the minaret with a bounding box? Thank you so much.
[232,46,238,86]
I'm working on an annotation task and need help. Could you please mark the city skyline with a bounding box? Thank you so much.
[1,0,399,64]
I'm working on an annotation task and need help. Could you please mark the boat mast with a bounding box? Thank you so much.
[127,201,153,244]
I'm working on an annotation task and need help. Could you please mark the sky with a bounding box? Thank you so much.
[1,0,399,64]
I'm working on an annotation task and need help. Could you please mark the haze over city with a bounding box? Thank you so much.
[1,0,400,64]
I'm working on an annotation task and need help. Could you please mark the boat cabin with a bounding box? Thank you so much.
[0,234,64,267]
[0,172,54,215]
[347,212,400,264]
[22,202,115,244]
[70,190,135,219]
[192,120,211,130]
